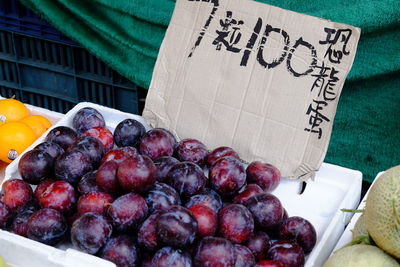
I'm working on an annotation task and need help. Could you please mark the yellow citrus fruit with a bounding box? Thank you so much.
[20,115,52,137]
[0,98,30,123]
[0,122,36,163]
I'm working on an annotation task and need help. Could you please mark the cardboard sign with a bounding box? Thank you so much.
[143,0,361,179]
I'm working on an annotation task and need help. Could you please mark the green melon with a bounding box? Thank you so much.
[352,214,369,238]
[351,214,373,245]
[323,244,399,267]
[365,165,400,258]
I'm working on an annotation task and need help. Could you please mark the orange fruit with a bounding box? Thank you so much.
[0,122,37,163]
[0,98,30,123]
[20,115,52,137]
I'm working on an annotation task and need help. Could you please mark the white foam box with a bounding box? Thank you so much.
[332,172,383,252]
[0,96,64,182]
[3,102,362,267]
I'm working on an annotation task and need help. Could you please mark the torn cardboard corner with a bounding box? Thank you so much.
[143,0,361,180]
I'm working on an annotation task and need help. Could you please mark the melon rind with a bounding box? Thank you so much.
[351,214,373,245]
[365,165,400,258]
[323,244,399,267]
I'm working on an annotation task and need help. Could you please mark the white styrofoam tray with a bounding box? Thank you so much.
[0,96,64,182]
[333,172,383,252]
[3,102,362,267]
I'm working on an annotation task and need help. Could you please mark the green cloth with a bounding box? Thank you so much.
[19,0,400,182]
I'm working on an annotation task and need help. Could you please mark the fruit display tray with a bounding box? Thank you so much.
[332,172,383,252]
[0,96,64,182]
[3,102,362,267]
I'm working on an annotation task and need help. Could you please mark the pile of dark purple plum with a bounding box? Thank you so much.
[0,107,317,267]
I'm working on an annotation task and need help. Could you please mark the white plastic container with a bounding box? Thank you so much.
[3,102,362,267]
[332,172,383,252]
[0,96,64,182]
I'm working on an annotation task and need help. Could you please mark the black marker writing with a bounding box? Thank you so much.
[304,100,330,139]
[188,0,220,58]
[319,28,352,64]
[212,11,244,53]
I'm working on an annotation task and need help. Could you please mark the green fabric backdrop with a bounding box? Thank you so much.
[19,0,400,182]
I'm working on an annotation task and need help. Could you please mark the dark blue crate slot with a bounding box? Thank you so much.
[0,85,75,113]
[20,65,77,99]
[0,60,18,83]
[0,0,78,45]
[0,31,14,55]
[0,29,141,114]
[16,35,75,69]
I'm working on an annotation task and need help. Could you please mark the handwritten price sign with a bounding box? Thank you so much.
[144,0,360,179]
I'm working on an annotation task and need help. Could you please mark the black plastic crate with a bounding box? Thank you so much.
[0,30,141,114]
[0,0,77,45]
